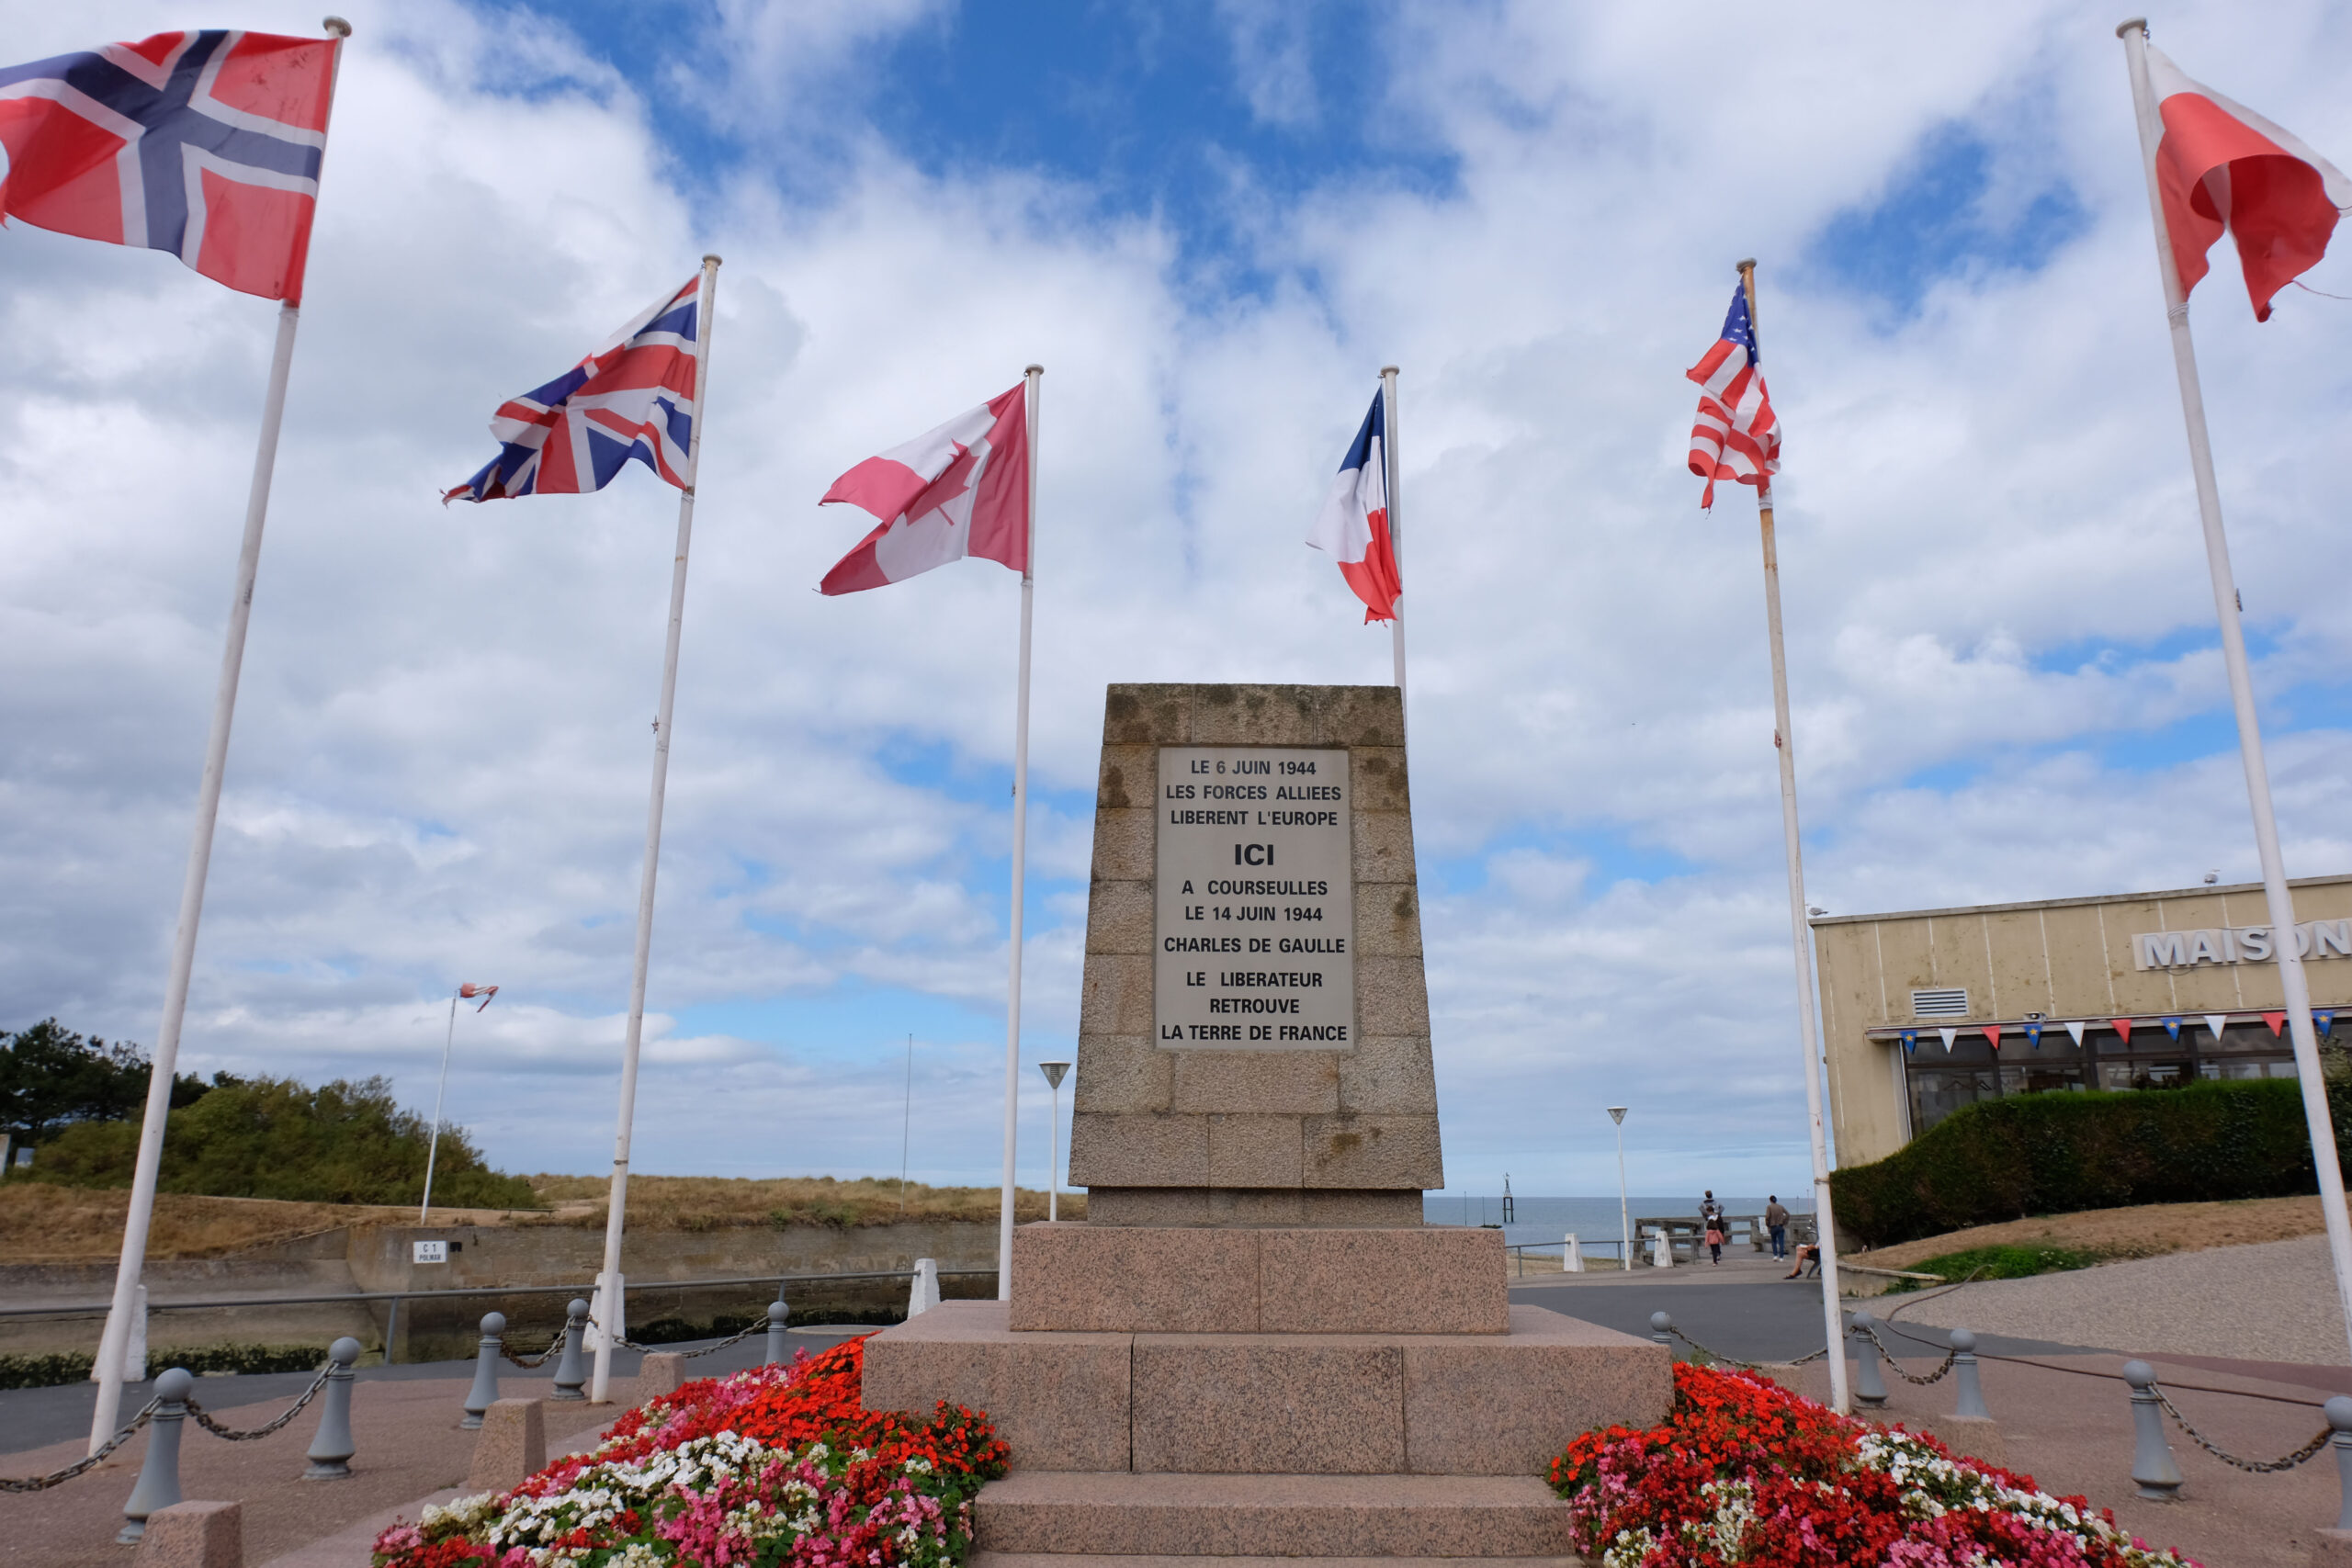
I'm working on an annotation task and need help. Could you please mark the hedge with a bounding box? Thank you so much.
[0,1342,335,1392]
[1828,1075,2349,1247]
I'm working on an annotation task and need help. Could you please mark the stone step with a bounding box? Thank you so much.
[864,1301,1668,1474]
[973,1472,1580,1559]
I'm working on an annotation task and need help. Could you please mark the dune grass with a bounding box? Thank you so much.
[521,1173,1080,1228]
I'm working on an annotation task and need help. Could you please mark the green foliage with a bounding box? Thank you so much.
[0,1342,336,1391]
[1888,1243,2103,1292]
[0,1019,216,1148]
[1829,1077,2341,1247]
[28,1075,539,1209]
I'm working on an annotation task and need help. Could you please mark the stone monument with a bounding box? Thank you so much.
[863,683,1669,1562]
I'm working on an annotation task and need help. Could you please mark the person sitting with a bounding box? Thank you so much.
[1784,1242,1821,1280]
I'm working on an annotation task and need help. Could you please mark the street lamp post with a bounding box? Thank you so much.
[1038,1061,1071,1222]
[1608,1106,1631,1272]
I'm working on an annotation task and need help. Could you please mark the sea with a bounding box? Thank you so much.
[1421,1194,1815,1262]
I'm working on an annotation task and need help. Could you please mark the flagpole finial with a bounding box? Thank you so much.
[1735,258,1757,275]
[2115,17,2146,38]
[1025,363,1044,376]
[322,15,352,35]
[702,253,722,267]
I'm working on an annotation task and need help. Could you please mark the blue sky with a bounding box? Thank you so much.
[4,0,2350,1198]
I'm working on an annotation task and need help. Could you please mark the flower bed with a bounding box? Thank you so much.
[372,1335,1005,1568]
[1550,1362,2199,1567]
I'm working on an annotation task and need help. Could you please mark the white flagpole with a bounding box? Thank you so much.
[997,365,1043,1300]
[1380,366,1407,711]
[1737,260,1849,1415]
[420,993,459,1224]
[2118,18,2352,1359]
[589,254,722,1403]
[86,17,353,1455]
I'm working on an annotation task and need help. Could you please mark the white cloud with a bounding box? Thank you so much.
[4,0,2349,1201]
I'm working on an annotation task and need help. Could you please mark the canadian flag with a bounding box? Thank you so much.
[818,384,1029,595]
[2143,43,2352,321]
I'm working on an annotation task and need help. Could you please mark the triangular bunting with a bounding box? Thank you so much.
[2110,1018,2134,1043]
[1983,1023,2003,1051]
[1898,1029,1919,1054]
[2202,1013,2230,1040]
[2263,1010,2288,1037]
[1939,1027,1958,1052]
[2316,1010,2335,1040]
[2064,1021,2087,1046]
[2023,1022,2044,1049]
[2161,1016,2183,1041]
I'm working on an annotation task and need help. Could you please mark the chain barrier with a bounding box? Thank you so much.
[584,1314,769,1359]
[1856,1324,1958,1385]
[1666,1326,1828,1371]
[186,1361,334,1441]
[499,1334,565,1369]
[0,1399,160,1493]
[2153,1388,2333,1473]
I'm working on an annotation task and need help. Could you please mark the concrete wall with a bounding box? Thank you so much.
[1815,874,2352,1167]
[1,1219,999,1362]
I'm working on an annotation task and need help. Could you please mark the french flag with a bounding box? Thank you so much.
[2143,42,2352,321]
[818,383,1029,594]
[1307,390,1401,624]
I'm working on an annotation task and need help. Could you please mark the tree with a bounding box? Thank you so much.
[0,1020,212,1146]
[30,1074,539,1208]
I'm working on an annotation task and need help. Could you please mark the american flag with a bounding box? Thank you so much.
[446,275,702,502]
[0,30,339,302]
[1685,284,1779,509]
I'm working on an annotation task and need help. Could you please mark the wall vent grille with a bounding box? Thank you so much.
[1911,987,1969,1019]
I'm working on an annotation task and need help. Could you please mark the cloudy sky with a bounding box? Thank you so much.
[4,0,2349,1201]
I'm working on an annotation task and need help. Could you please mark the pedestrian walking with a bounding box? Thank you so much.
[1699,1190,1725,1266]
[1764,1194,1789,1260]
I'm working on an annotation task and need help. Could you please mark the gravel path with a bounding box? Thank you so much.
[1889,1234,2347,1363]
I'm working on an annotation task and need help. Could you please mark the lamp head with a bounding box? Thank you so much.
[1606,1106,1628,1124]
[1038,1060,1070,1089]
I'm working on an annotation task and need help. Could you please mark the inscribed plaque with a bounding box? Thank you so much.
[1153,745,1353,1050]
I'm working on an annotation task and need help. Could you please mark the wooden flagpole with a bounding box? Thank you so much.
[2117,18,2352,1359]
[86,17,354,1455]
[996,365,1044,1300]
[1736,260,1850,1415]
[588,254,723,1403]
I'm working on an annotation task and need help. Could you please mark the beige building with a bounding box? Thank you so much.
[1812,874,2352,1168]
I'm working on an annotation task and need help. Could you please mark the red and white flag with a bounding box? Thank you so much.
[2143,43,2352,321]
[818,384,1029,595]
[458,983,498,1012]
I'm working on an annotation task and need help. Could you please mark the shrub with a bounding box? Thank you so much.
[28,1075,538,1209]
[0,1342,335,1391]
[1891,1243,2103,1291]
[1830,1077,2339,1247]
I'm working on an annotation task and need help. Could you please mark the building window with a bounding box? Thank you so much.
[1897,1021,2299,1137]
[1910,987,1969,1018]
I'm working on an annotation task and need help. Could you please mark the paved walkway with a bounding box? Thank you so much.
[1888,1234,2349,1365]
[0,1328,867,1567]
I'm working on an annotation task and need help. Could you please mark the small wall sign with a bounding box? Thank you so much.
[413,1239,448,1264]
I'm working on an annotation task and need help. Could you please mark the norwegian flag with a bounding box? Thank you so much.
[446,276,702,503]
[1685,284,1780,509]
[817,384,1029,594]
[0,30,338,303]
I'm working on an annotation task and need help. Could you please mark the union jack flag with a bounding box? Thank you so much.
[1685,284,1780,510]
[446,276,703,503]
[0,30,339,302]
